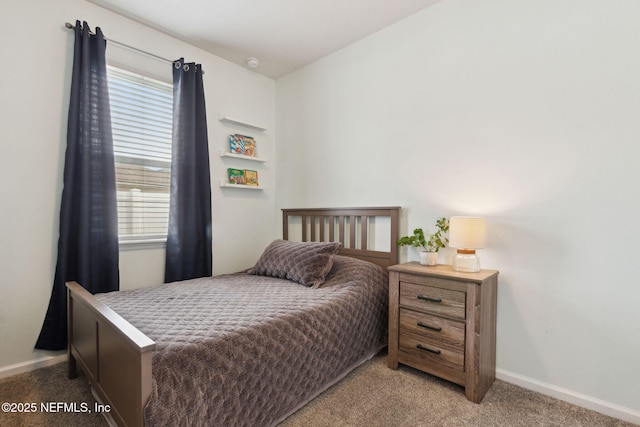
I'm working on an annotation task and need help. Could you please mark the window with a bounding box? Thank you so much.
[107,66,173,244]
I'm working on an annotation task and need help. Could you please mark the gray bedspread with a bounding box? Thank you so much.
[96,255,388,426]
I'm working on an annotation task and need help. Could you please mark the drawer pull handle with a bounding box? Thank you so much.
[417,294,442,303]
[417,344,441,355]
[417,322,442,332]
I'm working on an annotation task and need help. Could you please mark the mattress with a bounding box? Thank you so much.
[96,255,388,426]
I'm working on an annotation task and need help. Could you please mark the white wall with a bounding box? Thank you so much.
[0,0,275,371]
[276,0,640,422]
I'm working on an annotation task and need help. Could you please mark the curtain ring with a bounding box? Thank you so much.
[174,61,181,69]
[183,64,189,71]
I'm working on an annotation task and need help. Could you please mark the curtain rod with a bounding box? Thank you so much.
[64,22,179,67]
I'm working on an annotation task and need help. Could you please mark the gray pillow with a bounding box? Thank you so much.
[248,240,341,287]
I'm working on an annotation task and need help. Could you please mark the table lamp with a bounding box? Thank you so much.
[449,216,486,272]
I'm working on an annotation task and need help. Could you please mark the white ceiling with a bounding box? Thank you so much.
[88,0,443,79]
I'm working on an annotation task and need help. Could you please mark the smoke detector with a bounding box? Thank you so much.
[245,57,260,69]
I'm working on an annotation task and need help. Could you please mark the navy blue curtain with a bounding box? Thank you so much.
[36,21,119,350]
[164,59,212,283]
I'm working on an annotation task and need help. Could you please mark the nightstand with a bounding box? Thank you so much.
[387,262,499,403]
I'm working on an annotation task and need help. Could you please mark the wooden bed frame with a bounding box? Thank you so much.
[282,207,399,269]
[67,206,400,427]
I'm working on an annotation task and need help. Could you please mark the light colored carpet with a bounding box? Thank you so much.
[0,361,106,427]
[280,353,635,426]
[0,352,634,426]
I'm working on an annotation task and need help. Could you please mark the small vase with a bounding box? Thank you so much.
[419,251,438,266]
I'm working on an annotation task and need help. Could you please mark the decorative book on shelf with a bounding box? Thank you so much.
[229,134,256,157]
[244,169,258,186]
[227,168,245,184]
[227,168,259,186]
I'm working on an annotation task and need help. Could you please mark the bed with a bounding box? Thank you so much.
[66,206,400,426]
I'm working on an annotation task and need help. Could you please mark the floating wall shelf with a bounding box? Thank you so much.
[218,114,267,132]
[219,150,267,163]
[219,179,265,190]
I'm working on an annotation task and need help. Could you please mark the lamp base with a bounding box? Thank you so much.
[452,249,481,273]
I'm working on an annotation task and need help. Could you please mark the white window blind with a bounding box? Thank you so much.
[107,66,173,243]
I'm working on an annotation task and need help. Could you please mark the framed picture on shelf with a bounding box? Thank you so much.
[244,169,259,186]
[228,134,256,157]
[227,168,245,184]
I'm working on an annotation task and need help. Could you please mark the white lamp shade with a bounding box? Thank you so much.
[449,217,486,249]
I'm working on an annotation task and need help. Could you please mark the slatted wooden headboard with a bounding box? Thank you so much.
[282,207,400,269]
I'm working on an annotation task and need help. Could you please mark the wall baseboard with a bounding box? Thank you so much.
[0,353,67,380]
[496,368,640,425]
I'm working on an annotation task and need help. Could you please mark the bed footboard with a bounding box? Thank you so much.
[66,281,155,427]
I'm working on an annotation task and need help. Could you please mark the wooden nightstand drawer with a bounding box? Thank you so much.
[400,281,466,320]
[399,331,465,371]
[399,308,465,348]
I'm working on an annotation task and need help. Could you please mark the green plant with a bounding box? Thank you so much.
[397,217,450,253]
